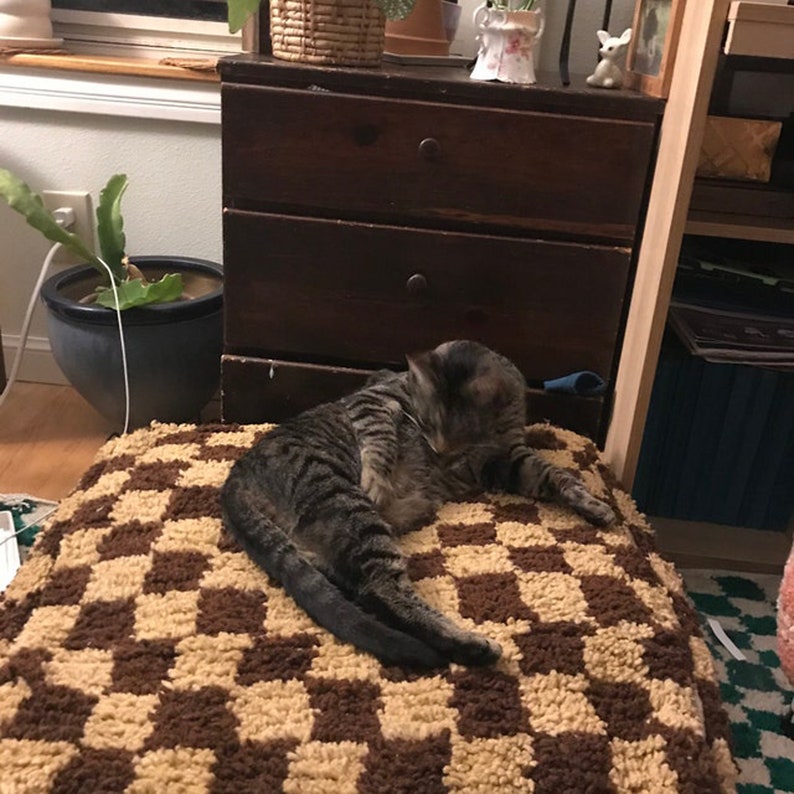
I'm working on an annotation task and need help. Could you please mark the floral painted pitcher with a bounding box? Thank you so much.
[470,3,545,85]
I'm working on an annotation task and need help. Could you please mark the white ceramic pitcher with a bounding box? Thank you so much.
[470,3,545,85]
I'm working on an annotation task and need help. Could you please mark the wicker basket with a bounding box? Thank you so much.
[270,0,386,66]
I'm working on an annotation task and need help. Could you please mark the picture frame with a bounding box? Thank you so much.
[624,0,687,98]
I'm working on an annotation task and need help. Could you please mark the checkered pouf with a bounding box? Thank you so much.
[682,570,794,793]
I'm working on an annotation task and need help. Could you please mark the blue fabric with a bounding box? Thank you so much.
[543,371,606,396]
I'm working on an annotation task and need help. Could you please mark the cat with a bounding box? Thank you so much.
[221,340,615,668]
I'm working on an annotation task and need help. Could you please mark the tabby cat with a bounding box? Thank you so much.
[221,340,615,668]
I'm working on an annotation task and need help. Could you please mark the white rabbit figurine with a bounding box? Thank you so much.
[586,28,632,89]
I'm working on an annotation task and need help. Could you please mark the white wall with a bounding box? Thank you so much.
[0,0,635,386]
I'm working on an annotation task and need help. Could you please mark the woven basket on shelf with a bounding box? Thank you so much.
[270,0,386,66]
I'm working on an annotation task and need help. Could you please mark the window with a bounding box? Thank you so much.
[50,0,240,58]
[51,1,228,22]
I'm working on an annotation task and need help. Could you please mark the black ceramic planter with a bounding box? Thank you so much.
[40,256,223,431]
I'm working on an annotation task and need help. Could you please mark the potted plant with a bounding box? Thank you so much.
[226,0,420,66]
[0,169,223,432]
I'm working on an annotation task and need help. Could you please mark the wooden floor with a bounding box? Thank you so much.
[0,382,112,501]
[0,381,790,573]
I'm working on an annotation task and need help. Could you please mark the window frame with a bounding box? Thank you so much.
[50,8,242,58]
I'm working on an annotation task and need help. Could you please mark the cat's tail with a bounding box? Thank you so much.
[221,487,445,669]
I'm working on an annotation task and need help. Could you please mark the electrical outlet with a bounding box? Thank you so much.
[42,190,95,267]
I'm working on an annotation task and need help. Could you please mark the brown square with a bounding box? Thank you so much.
[406,550,446,581]
[164,485,223,521]
[196,587,267,635]
[490,500,541,525]
[67,496,117,531]
[612,545,659,583]
[236,634,319,685]
[5,682,97,743]
[144,686,238,751]
[98,521,163,561]
[579,575,654,627]
[528,732,613,793]
[111,638,177,695]
[436,522,497,548]
[359,732,452,794]
[0,597,38,643]
[661,727,724,794]
[77,455,136,491]
[51,748,135,794]
[642,630,695,688]
[509,545,572,574]
[123,460,184,492]
[143,550,210,594]
[38,565,92,607]
[307,678,382,743]
[450,668,526,739]
[65,598,136,651]
[587,679,655,741]
[211,739,298,794]
[457,573,537,624]
[514,622,591,677]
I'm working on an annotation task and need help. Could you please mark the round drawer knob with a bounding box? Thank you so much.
[406,273,428,296]
[418,137,441,161]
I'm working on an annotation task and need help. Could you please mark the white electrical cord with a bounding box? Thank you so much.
[0,241,131,436]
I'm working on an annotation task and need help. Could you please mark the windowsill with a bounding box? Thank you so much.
[0,50,225,124]
[0,51,220,82]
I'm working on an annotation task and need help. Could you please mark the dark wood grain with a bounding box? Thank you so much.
[223,211,631,382]
[222,85,657,245]
[218,54,665,122]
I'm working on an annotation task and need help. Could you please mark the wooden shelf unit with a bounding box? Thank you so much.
[604,0,794,487]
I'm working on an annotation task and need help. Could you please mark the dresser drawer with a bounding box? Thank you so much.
[222,85,657,244]
[224,210,631,384]
[222,354,605,439]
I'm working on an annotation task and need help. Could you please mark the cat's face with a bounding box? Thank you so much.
[407,341,524,455]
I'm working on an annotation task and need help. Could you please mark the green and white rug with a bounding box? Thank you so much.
[682,570,793,794]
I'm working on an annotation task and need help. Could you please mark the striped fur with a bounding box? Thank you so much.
[222,341,615,667]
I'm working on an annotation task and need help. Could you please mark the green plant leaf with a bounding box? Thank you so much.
[93,273,184,310]
[95,173,128,282]
[0,168,103,274]
[227,0,263,32]
[375,0,415,21]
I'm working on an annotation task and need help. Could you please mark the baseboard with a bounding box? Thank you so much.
[650,515,793,574]
[1,334,68,386]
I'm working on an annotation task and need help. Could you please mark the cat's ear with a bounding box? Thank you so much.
[406,351,437,395]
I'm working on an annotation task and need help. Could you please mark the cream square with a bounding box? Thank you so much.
[283,740,368,794]
[169,632,252,690]
[82,692,159,751]
[515,571,593,624]
[134,590,200,641]
[609,736,680,793]
[583,624,654,685]
[232,680,313,743]
[378,675,456,741]
[521,671,606,736]
[82,554,152,602]
[45,647,114,697]
[127,746,216,793]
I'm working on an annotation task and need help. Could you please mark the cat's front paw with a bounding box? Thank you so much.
[577,495,616,527]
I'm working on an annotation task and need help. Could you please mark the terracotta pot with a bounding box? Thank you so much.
[384,0,449,57]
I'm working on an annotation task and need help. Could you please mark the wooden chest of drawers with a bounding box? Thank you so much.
[219,56,663,442]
